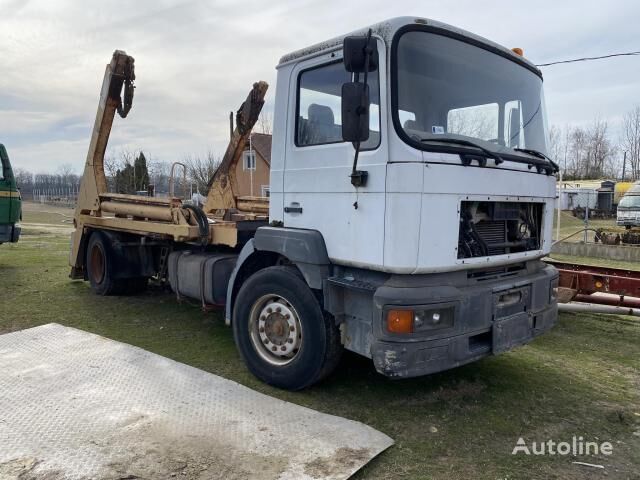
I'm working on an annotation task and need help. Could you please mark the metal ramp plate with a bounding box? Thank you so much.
[0,324,393,479]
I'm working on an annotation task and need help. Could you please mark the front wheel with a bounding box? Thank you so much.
[232,266,342,390]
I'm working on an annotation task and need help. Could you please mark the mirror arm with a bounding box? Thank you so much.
[350,29,373,188]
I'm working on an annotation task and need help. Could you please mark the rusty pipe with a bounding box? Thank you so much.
[559,302,640,317]
[573,293,640,309]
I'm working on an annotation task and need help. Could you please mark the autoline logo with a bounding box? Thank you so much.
[512,437,613,456]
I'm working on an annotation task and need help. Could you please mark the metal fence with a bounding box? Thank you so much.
[32,187,79,208]
[554,189,617,244]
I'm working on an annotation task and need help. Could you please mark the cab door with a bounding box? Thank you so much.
[282,38,388,269]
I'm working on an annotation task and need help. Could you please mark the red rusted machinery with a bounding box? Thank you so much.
[547,260,640,308]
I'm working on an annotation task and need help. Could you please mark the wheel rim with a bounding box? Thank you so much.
[248,294,303,366]
[89,244,105,285]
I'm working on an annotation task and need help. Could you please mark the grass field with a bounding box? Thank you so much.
[1,203,639,479]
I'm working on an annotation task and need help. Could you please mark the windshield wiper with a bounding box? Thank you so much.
[420,137,504,167]
[419,137,557,175]
[513,147,559,174]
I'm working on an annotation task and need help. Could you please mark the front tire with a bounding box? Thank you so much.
[232,266,342,390]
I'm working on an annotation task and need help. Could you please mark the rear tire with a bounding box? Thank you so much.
[85,231,128,296]
[232,266,342,390]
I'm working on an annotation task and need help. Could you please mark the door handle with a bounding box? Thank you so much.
[284,202,303,214]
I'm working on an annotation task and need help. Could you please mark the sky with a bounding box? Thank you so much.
[1,0,638,173]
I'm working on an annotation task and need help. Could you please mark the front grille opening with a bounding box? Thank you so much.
[469,331,492,353]
[467,263,526,281]
[458,201,543,259]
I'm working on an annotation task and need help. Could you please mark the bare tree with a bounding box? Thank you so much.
[103,153,119,191]
[622,105,640,180]
[13,168,34,195]
[57,163,76,178]
[256,108,273,135]
[562,124,571,177]
[147,159,171,195]
[548,125,563,164]
[183,152,221,194]
[554,119,617,180]
[567,127,586,179]
[586,118,616,179]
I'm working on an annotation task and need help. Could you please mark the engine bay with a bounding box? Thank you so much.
[458,201,543,259]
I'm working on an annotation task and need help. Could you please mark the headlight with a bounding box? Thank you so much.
[386,306,455,334]
[414,307,454,331]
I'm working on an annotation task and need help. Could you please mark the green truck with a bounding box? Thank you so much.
[0,144,22,244]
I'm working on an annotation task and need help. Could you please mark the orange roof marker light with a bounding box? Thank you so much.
[511,47,524,57]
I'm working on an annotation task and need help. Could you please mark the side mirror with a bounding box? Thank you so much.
[341,82,370,143]
[343,30,375,189]
[343,35,378,73]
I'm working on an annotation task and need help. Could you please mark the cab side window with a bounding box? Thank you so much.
[296,61,380,149]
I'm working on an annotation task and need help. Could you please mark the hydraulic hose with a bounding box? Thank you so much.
[182,204,209,246]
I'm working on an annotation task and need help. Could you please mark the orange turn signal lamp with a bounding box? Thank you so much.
[387,309,414,334]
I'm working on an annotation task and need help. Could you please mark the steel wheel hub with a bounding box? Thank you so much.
[249,295,302,366]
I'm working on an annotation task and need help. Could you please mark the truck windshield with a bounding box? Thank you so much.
[394,30,549,156]
[619,194,640,209]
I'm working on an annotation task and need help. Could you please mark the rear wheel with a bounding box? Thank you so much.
[85,231,128,295]
[233,266,342,390]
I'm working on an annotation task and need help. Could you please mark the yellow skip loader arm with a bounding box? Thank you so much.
[70,51,135,278]
[70,51,269,280]
[204,81,269,217]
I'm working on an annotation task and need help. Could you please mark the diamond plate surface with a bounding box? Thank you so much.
[0,324,393,479]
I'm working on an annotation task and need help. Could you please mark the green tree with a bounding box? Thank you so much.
[133,151,150,191]
[114,151,150,194]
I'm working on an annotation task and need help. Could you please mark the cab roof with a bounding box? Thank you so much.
[277,16,541,77]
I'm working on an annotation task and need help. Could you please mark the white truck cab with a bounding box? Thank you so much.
[617,183,640,228]
[242,16,558,385]
[270,17,555,273]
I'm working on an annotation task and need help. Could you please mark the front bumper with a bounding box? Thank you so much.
[617,211,640,226]
[617,219,640,227]
[370,262,558,378]
[0,223,20,243]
